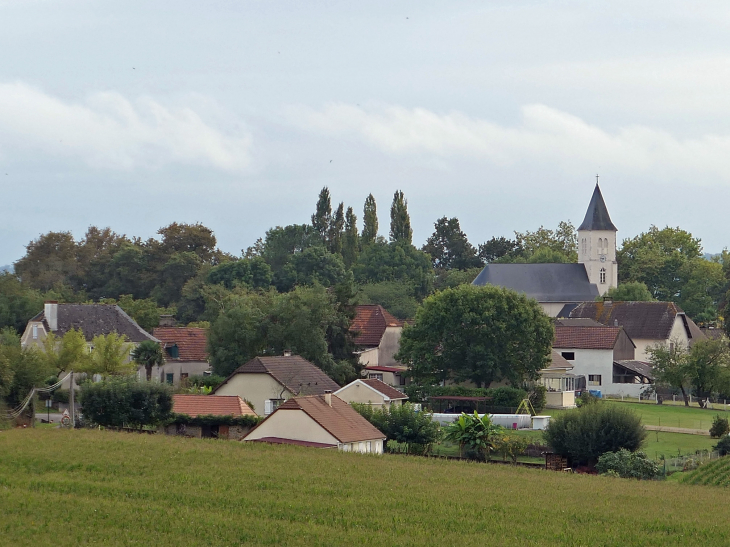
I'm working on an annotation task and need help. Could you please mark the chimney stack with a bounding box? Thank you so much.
[283,349,292,357]
[44,301,58,331]
[324,390,332,406]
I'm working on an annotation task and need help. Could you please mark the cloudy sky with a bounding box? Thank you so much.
[1,0,729,266]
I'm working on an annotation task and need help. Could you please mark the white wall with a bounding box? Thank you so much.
[215,373,292,416]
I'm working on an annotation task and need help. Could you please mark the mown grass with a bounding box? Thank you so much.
[679,457,730,487]
[3,429,730,546]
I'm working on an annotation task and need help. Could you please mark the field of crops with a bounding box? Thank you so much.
[3,428,730,546]
[680,457,730,487]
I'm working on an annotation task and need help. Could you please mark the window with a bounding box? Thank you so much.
[561,352,575,361]
[367,441,372,453]
[264,399,284,416]
[368,373,384,381]
[399,375,406,386]
[165,373,174,385]
[588,375,602,386]
[581,238,587,255]
[599,268,606,284]
[32,325,38,339]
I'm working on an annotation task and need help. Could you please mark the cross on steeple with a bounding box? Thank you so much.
[596,174,599,184]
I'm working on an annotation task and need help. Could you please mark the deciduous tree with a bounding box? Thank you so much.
[422,217,481,271]
[389,190,412,245]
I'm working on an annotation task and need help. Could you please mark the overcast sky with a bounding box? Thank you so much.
[1,0,729,266]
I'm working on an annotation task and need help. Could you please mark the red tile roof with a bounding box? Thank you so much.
[152,327,208,361]
[359,379,409,400]
[547,350,573,370]
[172,394,256,418]
[351,305,403,348]
[553,325,622,350]
[276,395,385,443]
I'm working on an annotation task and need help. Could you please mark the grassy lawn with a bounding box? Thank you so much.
[3,429,730,546]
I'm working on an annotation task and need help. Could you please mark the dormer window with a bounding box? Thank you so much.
[32,325,38,339]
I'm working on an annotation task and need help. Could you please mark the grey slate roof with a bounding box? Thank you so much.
[472,263,599,302]
[614,360,654,380]
[34,304,157,343]
[578,184,617,231]
[213,355,340,396]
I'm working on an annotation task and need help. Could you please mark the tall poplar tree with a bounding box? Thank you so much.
[342,207,360,268]
[311,187,332,241]
[389,190,412,245]
[328,202,345,254]
[361,194,378,246]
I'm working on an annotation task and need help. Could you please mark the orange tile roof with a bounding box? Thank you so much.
[351,305,403,347]
[553,325,622,350]
[276,395,385,443]
[359,379,409,400]
[172,394,256,418]
[152,327,208,361]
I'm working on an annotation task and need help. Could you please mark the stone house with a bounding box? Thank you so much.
[149,327,211,386]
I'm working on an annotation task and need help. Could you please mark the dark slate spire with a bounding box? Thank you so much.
[578,184,617,231]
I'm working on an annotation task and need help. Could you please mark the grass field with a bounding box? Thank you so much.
[3,429,730,546]
[680,457,730,487]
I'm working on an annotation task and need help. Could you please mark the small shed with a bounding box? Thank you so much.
[165,394,258,440]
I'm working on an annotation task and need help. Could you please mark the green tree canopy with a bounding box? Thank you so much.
[361,193,378,246]
[342,206,360,268]
[311,186,332,241]
[389,190,412,245]
[353,241,433,298]
[0,273,45,334]
[80,377,173,429]
[514,221,577,262]
[478,237,523,263]
[422,217,481,271]
[602,281,654,302]
[207,257,273,291]
[328,202,345,255]
[396,284,553,388]
[132,340,165,381]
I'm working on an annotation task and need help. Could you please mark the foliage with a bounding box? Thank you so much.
[422,217,481,271]
[328,202,345,254]
[86,333,134,376]
[278,247,348,291]
[42,328,92,373]
[207,258,272,291]
[389,190,412,245]
[596,449,660,480]
[186,375,227,390]
[603,282,654,302]
[170,413,262,428]
[352,403,441,454]
[714,435,730,456]
[14,231,80,291]
[0,272,45,333]
[396,285,553,388]
[131,340,165,381]
[353,240,434,298]
[342,206,360,268]
[357,281,419,320]
[80,377,173,429]
[478,236,523,263]
[494,434,530,464]
[361,193,378,246]
[311,186,332,241]
[0,337,52,407]
[513,221,577,262]
[100,294,175,332]
[443,411,504,460]
[710,415,730,438]
[543,403,647,466]
[528,384,547,414]
[575,391,600,408]
[257,224,320,281]
[403,384,527,409]
[432,267,484,292]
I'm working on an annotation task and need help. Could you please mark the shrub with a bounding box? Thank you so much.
[596,449,660,480]
[710,415,729,438]
[352,403,441,454]
[714,435,730,456]
[187,375,227,390]
[170,414,261,428]
[403,384,526,409]
[52,389,69,404]
[80,377,173,429]
[528,385,547,414]
[575,391,600,408]
[494,434,530,464]
[543,403,647,466]
[444,412,504,460]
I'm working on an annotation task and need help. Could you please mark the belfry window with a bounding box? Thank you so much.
[600,268,606,284]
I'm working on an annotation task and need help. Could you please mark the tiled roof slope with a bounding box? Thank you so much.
[568,301,701,341]
[351,305,403,347]
[277,395,385,443]
[554,325,622,350]
[214,355,340,395]
[614,360,654,380]
[152,327,208,361]
[360,379,409,400]
[172,394,256,418]
[36,304,157,343]
[547,350,573,370]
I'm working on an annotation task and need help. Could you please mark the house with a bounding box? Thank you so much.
[243,391,386,453]
[351,304,409,386]
[212,354,340,416]
[164,394,258,440]
[150,327,211,386]
[566,300,706,361]
[334,378,408,409]
[538,351,578,409]
[552,319,653,397]
[472,184,616,316]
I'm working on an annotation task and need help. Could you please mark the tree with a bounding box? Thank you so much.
[151,251,203,306]
[422,217,481,271]
[648,342,692,406]
[0,273,45,334]
[328,202,345,254]
[389,190,412,244]
[42,329,91,373]
[543,403,647,467]
[396,285,553,387]
[207,258,272,290]
[311,187,332,241]
[596,449,659,480]
[88,333,134,376]
[14,231,79,291]
[80,377,173,429]
[514,221,577,262]
[100,295,175,333]
[278,247,348,291]
[478,237,522,263]
[342,207,360,268]
[603,282,654,302]
[361,193,378,246]
[0,329,52,407]
[131,340,165,381]
[353,241,434,298]
[353,402,441,454]
[444,411,504,460]
[358,281,419,320]
[156,222,219,264]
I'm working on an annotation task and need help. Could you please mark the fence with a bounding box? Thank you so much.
[662,450,721,474]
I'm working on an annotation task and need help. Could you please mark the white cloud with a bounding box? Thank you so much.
[0,82,252,171]
[290,102,730,183]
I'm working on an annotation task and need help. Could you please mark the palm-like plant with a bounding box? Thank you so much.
[131,340,165,381]
[444,411,504,460]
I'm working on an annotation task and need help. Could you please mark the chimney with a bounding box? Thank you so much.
[324,390,332,406]
[283,349,292,357]
[44,301,58,331]
[158,315,176,327]
[603,296,613,306]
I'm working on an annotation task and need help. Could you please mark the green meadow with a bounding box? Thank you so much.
[3,429,730,546]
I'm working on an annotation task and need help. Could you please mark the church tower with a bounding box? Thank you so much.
[577,184,617,296]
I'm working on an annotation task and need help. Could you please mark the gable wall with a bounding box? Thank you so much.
[613,331,636,361]
[214,373,292,415]
[244,409,339,445]
[336,382,387,407]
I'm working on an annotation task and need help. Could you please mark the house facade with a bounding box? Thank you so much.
[164,394,258,440]
[351,304,409,386]
[243,392,386,453]
[334,378,408,409]
[149,327,211,386]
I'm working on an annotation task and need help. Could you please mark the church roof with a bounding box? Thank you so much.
[471,263,599,302]
[578,184,617,231]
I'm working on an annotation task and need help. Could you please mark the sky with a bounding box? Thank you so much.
[1,0,730,266]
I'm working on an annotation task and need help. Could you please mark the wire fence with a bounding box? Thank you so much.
[661,450,721,474]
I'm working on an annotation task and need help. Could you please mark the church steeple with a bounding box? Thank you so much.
[578,184,617,232]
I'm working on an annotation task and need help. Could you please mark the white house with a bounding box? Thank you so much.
[334,378,408,409]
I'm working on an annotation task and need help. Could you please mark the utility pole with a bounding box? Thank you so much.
[69,370,75,429]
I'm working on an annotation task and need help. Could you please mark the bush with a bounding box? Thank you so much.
[352,403,441,454]
[80,377,173,429]
[713,435,730,456]
[543,403,647,466]
[170,414,261,428]
[528,385,547,414]
[187,375,227,390]
[444,412,504,460]
[596,449,660,480]
[710,415,730,438]
[52,389,69,404]
[494,434,530,464]
[575,391,600,408]
[403,385,526,409]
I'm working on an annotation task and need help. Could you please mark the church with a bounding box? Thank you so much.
[472,184,618,317]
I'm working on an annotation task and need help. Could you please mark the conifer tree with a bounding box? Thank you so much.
[328,202,345,254]
[311,187,332,241]
[361,193,378,245]
[389,190,412,245]
[342,207,360,268]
